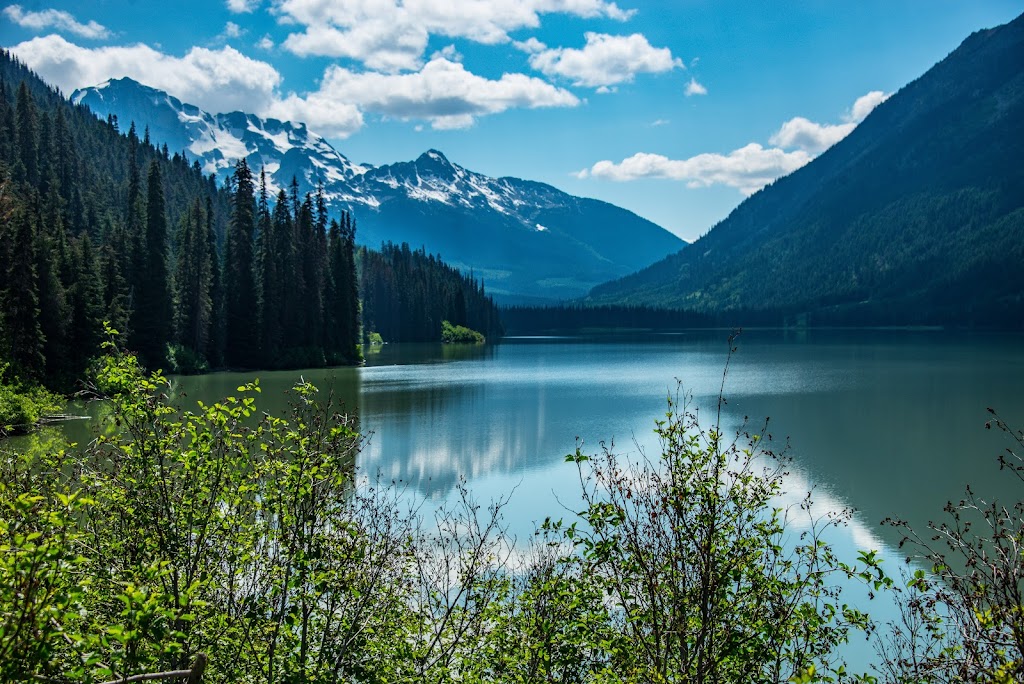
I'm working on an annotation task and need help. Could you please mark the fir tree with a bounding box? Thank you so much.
[132,160,173,366]
[67,232,104,373]
[224,158,257,367]
[1,204,45,379]
[205,195,225,368]
[256,169,281,363]
[174,198,212,358]
[14,81,38,185]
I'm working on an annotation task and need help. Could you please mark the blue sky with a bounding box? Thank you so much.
[3,1,1021,240]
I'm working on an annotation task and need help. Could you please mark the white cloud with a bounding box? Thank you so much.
[583,145,811,195]
[684,77,706,96]
[224,21,244,39]
[770,90,890,153]
[769,117,853,154]
[3,5,110,39]
[11,33,579,138]
[264,92,364,137]
[256,35,274,50]
[226,0,260,12]
[650,118,669,126]
[10,34,283,115]
[846,90,889,122]
[282,19,428,72]
[431,44,462,62]
[528,32,683,88]
[580,90,889,194]
[512,37,547,54]
[270,56,579,131]
[276,0,633,69]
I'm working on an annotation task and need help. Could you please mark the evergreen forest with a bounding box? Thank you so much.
[0,49,501,401]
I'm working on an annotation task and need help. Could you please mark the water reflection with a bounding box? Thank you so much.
[8,331,1023,551]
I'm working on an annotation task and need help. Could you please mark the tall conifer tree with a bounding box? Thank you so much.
[132,160,172,366]
[256,169,280,363]
[224,158,257,367]
[174,198,212,358]
[2,206,45,379]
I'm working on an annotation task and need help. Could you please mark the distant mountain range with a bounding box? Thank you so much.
[72,78,683,303]
[587,13,1024,327]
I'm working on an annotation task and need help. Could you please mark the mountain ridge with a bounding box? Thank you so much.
[586,13,1024,327]
[72,78,683,302]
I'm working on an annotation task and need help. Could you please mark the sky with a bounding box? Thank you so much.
[2,1,1021,241]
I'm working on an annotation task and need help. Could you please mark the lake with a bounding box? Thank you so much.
[26,328,1024,671]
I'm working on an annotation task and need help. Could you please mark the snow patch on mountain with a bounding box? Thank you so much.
[70,77,684,302]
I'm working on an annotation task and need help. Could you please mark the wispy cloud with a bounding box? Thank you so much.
[226,0,260,13]
[3,5,110,39]
[223,22,245,39]
[684,77,707,96]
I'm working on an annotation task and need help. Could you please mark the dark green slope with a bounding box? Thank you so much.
[587,13,1024,327]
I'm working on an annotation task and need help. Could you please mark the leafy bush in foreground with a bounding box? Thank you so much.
[0,341,905,683]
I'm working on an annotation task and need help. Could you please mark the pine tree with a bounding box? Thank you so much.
[205,195,225,368]
[98,236,130,339]
[224,158,257,368]
[325,211,360,362]
[341,213,360,357]
[33,205,70,384]
[256,169,280,364]
[1,204,45,379]
[275,188,302,348]
[14,81,38,185]
[174,198,212,358]
[132,160,173,366]
[67,232,104,373]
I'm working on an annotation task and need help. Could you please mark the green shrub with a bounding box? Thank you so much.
[0,364,63,435]
[166,344,209,375]
[441,320,485,344]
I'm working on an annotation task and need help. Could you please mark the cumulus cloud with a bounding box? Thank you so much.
[11,30,582,139]
[10,34,282,115]
[769,117,853,154]
[770,89,889,153]
[528,32,682,88]
[512,37,546,54]
[3,5,110,39]
[846,90,889,122]
[276,0,633,69]
[581,146,811,195]
[684,77,706,96]
[224,22,244,39]
[256,35,274,50]
[282,18,429,72]
[581,90,889,194]
[269,56,579,131]
[226,0,260,12]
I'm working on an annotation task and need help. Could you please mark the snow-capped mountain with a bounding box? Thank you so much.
[72,78,683,302]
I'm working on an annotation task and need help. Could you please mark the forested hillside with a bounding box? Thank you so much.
[0,49,502,394]
[587,14,1024,328]
[362,242,503,343]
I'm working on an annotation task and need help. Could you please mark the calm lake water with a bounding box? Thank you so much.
[24,329,1024,671]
